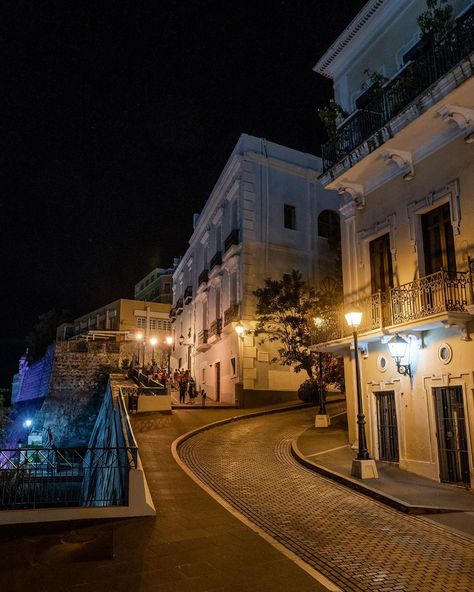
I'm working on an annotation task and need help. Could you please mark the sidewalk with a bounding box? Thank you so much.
[170,389,235,409]
[293,411,474,538]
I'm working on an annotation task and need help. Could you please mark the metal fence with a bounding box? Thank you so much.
[1,381,139,511]
[311,269,471,346]
[0,445,136,510]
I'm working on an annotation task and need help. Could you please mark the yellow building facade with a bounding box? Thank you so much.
[313,0,474,487]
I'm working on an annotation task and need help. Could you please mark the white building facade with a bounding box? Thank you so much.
[171,134,340,407]
[313,0,474,486]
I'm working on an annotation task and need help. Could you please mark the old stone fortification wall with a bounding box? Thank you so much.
[32,341,134,447]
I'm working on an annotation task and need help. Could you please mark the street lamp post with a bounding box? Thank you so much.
[345,310,378,479]
[23,419,32,446]
[135,332,144,365]
[149,337,158,364]
[165,335,173,371]
[235,321,245,408]
[313,317,330,428]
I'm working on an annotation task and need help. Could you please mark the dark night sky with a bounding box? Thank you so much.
[0,0,366,387]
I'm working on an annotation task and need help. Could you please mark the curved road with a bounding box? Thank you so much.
[178,407,474,592]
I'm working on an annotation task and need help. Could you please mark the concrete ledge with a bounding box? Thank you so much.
[290,439,465,516]
[0,453,155,526]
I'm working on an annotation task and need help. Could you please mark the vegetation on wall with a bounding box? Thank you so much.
[26,309,71,360]
[417,0,454,43]
[318,100,348,139]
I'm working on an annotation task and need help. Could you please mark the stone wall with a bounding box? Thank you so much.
[31,342,135,447]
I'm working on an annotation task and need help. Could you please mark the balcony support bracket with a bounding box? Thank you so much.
[381,149,414,181]
[337,182,365,210]
[442,312,473,342]
[438,104,474,131]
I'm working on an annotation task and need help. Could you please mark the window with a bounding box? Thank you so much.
[284,204,296,230]
[318,210,341,247]
[163,283,171,294]
[230,357,237,377]
[422,203,456,275]
[369,233,393,293]
[150,319,157,330]
[137,317,146,328]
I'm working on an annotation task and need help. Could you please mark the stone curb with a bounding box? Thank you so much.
[173,402,314,447]
[290,438,469,516]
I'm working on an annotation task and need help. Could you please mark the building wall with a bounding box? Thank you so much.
[171,134,340,405]
[330,0,470,112]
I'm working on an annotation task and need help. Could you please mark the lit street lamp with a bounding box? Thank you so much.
[135,332,144,365]
[149,337,158,363]
[23,418,33,446]
[345,309,378,479]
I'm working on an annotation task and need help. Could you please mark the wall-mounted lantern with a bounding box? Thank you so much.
[388,334,412,377]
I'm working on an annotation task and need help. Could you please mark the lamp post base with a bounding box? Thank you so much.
[315,414,331,428]
[351,458,379,479]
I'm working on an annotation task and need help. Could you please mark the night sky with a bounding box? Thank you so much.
[1,0,366,388]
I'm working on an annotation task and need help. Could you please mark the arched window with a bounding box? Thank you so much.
[318,210,341,247]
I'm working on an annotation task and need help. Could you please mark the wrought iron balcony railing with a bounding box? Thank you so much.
[224,302,240,326]
[184,285,193,304]
[311,270,471,345]
[209,318,222,338]
[198,330,208,346]
[224,229,240,253]
[210,251,222,270]
[175,298,184,314]
[321,5,474,172]
[198,269,209,286]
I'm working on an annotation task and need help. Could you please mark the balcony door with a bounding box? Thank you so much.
[422,202,456,275]
[433,387,470,486]
[369,233,393,294]
[215,362,221,402]
[375,391,399,462]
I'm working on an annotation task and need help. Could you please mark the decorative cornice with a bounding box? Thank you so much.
[313,0,388,78]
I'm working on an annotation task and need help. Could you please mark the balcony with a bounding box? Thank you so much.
[321,6,474,174]
[224,302,240,326]
[198,269,209,287]
[210,251,222,271]
[169,308,176,320]
[197,329,210,351]
[311,270,472,346]
[208,318,222,341]
[184,285,193,304]
[224,229,240,253]
[175,298,184,315]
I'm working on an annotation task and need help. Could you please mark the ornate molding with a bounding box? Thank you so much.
[406,179,461,251]
[356,212,397,268]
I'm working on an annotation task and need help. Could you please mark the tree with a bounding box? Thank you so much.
[26,308,71,360]
[253,270,344,392]
[417,0,453,43]
[0,392,11,446]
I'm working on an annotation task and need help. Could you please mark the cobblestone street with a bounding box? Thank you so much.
[178,407,474,592]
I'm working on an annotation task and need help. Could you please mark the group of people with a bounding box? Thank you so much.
[176,369,206,406]
[134,361,207,406]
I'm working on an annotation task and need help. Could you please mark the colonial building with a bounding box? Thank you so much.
[57,298,171,365]
[134,261,179,304]
[312,0,474,486]
[171,133,340,407]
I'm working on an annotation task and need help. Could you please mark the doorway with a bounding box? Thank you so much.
[375,391,399,462]
[433,387,470,486]
[215,362,221,402]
